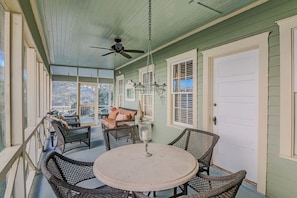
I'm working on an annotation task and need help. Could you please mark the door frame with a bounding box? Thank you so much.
[202,32,269,194]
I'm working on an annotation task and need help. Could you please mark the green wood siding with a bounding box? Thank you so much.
[116,0,297,197]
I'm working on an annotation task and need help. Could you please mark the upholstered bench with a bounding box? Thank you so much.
[101,107,137,129]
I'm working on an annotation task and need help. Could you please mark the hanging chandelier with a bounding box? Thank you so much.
[133,0,166,94]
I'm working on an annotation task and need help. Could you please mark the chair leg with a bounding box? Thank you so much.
[173,187,177,197]
[147,191,155,197]
[183,183,188,195]
[170,183,187,198]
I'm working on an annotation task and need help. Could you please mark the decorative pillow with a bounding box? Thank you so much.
[108,111,119,119]
[110,106,117,111]
[59,115,66,121]
[116,113,129,121]
[126,114,132,120]
[60,119,69,129]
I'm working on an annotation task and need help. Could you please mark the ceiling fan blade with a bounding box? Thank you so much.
[90,46,112,51]
[102,52,115,56]
[120,51,132,59]
[124,49,145,53]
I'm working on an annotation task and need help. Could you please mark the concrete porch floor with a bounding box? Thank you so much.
[28,126,266,198]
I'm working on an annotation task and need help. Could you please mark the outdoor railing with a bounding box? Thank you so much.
[0,115,50,197]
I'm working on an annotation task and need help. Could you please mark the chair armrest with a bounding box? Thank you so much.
[68,126,91,133]
[115,119,135,127]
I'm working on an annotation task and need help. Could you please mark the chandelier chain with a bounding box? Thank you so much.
[147,0,153,66]
[148,0,152,42]
[133,0,166,95]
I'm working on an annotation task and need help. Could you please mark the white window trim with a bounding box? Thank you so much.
[138,65,154,120]
[116,74,124,107]
[277,15,297,161]
[166,49,197,129]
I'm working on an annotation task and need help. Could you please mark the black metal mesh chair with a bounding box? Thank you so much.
[169,128,220,196]
[102,126,140,151]
[41,151,129,198]
[169,128,219,175]
[180,170,247,198]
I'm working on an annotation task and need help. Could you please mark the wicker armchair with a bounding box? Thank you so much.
[41,151,129,198]
[169,128,219,196]
[102,126,140,151]
[51,119,91,153]
[180,170,247,198]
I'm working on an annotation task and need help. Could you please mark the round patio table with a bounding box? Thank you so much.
[93,143,198,192]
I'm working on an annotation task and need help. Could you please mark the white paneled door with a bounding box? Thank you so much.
[212,49,259,183]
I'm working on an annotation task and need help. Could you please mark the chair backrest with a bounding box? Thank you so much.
[169,128,219,174]
[51,120,68,137]
[51,120,68,152]
[182,170,246,198]
[102,127,138,151]
[41,151,95,197]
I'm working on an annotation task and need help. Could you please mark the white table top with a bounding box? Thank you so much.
[93,143,198,192]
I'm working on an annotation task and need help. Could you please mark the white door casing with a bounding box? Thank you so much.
[202,32,269,194]
[212,49,259,183]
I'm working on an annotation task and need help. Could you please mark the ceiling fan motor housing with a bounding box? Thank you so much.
[113,43,124,52]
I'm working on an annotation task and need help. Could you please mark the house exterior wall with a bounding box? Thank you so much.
[116,0,297,197]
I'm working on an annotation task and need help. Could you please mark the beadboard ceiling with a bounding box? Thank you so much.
[29,0,265,71]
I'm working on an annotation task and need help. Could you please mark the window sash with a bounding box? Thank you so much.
[172,60,193,93]
[171,59,193,127]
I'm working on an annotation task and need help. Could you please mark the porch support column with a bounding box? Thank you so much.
[26,48,37,127]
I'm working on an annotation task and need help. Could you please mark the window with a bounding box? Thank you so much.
[0,4,5,152]
[166,49,197,128]
[139,65,154,119]
[116,75,124,107]
[277,15,297,160]
[125,81,135,101]
[23,47,28,128]
[0,5,5,197]
[172,60,193,126]
[52,81,78,116]
[98,83,113,111]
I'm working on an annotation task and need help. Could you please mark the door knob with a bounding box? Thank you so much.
[212,116,217,125]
